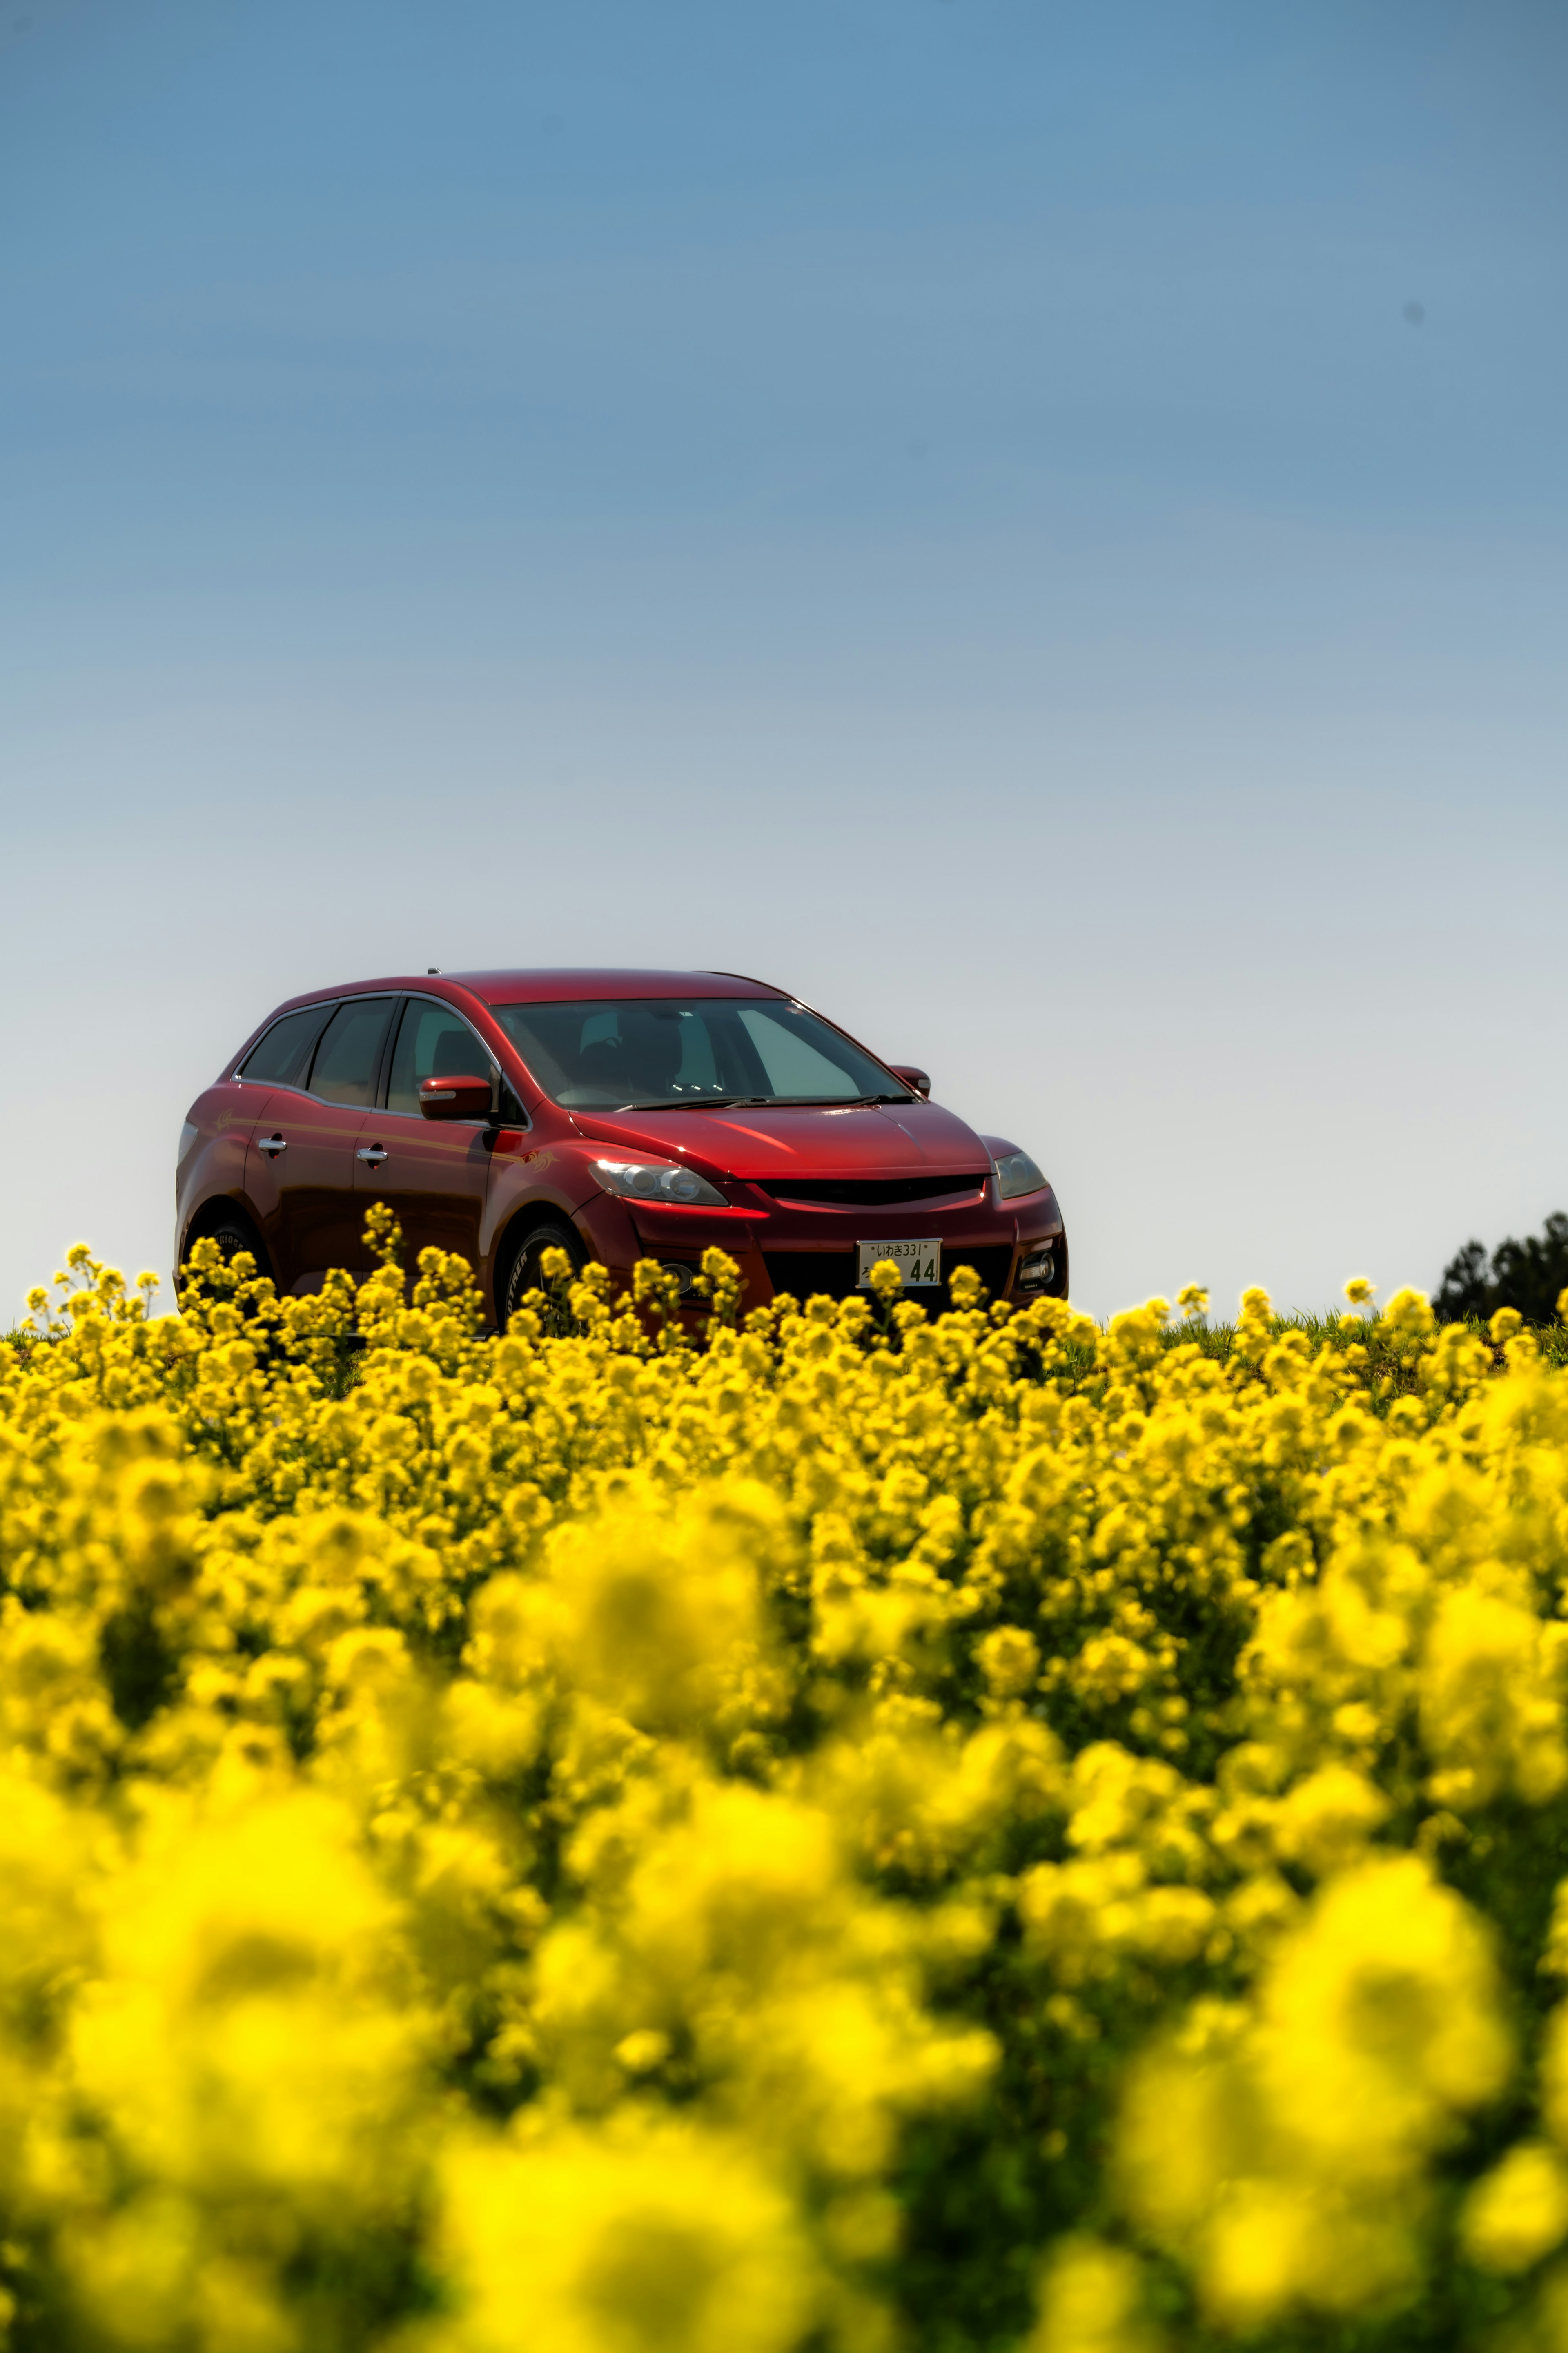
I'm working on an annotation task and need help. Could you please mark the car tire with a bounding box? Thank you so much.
[179,1206,272,1297]
[209,1214,263,1265]
[500,1219,586,1328]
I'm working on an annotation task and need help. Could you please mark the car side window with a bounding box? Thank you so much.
[386,999,496,1117]
[236,1003,333,1087]
[306,997,395,1108]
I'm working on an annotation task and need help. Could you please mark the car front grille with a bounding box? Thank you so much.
[762,1244,1015,1310]
[760,1173,989,1207]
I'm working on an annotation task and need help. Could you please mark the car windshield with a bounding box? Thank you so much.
[488,996,906,1111]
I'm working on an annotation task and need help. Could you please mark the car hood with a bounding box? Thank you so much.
[571,1100,991,1181]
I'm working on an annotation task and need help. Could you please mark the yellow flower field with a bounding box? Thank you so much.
[3,1223,1568,2353]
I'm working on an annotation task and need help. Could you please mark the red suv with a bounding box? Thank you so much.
[176,969,1068,1326]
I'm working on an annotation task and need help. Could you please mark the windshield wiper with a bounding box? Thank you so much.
[611,1096,770,1113]
[608,1091,910,1114]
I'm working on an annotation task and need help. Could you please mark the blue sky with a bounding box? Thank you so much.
[3,0,1566,1319]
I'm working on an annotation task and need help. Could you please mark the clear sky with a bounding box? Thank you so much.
[3,0,1565,1322]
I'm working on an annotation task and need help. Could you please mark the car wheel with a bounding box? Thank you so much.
[501,1219,586,1328]
[179,1207,271,1297]
[209,1215,263,1265]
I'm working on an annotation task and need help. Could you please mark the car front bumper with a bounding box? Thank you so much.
[573,1184,1068,1310]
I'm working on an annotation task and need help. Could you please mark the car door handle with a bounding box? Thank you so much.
[356,1145,388,1165]
[257,1135,287,1158]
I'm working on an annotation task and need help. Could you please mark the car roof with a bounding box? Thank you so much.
[447,968,787,1005]
[250,971,791,1034]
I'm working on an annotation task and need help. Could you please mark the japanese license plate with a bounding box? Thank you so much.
[856,1237,942,1289]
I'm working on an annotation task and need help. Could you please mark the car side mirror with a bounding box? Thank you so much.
[419,1073,493,1122]
[889,1064,931,1099]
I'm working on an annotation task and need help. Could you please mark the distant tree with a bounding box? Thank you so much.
[1434,1211,1568,1325]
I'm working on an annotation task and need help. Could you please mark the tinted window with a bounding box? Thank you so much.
[307,997,395,1108]
[237,1004,332,1087]
[488,997,900,1111]
[387,999,495,1116]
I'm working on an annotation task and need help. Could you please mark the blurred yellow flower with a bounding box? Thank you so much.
[0,1221,1564,2351]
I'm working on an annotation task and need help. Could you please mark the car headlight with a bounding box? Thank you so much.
[993,1149,1047,1201]
[592,1155,729,1209]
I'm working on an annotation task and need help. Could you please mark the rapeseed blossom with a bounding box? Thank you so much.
[2,1231,1568,2349]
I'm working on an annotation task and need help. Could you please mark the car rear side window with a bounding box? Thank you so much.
[307,997,396,1108]
[237,1003,333,1087]
[386,1000,495,1116]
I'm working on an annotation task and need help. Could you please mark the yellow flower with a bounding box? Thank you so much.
[435,2119,821,2353]
[2,1214,1568,2348]
[1029,2238,1162,2353]
[1462,2142,1568,2273]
